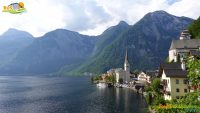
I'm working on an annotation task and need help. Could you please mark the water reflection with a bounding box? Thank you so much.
[0,76,146,113]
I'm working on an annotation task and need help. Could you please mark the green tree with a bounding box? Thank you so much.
[146,92,153,105]
[105,74,116,84]
[153,95,166,105]
[186,58,200,86]
[151,78,161,94]
[188,16,200,39]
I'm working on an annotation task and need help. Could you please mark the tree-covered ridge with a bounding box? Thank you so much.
[68,11,193,75]
[189,16,200,39]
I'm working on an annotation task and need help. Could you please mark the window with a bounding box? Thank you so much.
[184,89,187,93]
[176,88,179,92]
[183,79,188,84]
[176,79,179,84]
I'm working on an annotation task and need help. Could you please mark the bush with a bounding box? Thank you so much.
[146,92,153,105]
[151,78,161,94]
[154,95,166,106]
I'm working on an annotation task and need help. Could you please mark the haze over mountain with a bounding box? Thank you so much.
[0,29,33,68]
[0,11,194,75]
[0,29,96,74]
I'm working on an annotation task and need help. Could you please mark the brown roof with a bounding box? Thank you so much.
[170,39,200,50]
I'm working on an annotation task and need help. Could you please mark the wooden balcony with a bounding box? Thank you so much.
[160,80,167,86]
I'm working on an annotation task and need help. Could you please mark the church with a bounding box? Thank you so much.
[169,30,200,62]
[115,50,131,84]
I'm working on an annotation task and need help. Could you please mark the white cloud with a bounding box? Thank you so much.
[168,0,200,19]
[0,0,199,37]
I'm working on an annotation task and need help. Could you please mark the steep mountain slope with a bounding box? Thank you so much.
[92,21,130,57]
[0,28,33,67]
[59,21,131,75]
[71,11,193,75]
[0,29,96,74]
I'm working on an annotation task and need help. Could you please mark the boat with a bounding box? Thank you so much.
[115,84,122,88]
[122,84,129,88]
[97,82,107,88]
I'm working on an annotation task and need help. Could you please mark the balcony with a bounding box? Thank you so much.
[160,87,171,95]
[162,90,171,95]
[161,80,167,86]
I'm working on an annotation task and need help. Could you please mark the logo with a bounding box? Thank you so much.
[2,2,26,14]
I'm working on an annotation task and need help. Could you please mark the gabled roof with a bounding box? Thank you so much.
[159,62,187,78]
[170,39,200,50]
[161,62,182,70]
[164,69,187,78]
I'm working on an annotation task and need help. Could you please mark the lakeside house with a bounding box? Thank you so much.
[169,30,200,62]
[159,29,200,100]
[137,72,148,82]
[159,61,189,100]
[137,70,158,84]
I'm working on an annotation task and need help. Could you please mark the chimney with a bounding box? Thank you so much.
[181,58,186,70]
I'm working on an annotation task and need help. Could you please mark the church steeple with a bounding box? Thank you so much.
[124,49,130,72]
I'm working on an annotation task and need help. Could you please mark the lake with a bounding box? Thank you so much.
[0,76,147,113]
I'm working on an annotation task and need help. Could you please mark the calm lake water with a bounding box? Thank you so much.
[0,76,147,113]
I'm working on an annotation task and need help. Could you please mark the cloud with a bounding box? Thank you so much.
[0,0,199,37]
[168,0,200,19]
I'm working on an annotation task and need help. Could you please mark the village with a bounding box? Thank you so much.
[92,29,200,112]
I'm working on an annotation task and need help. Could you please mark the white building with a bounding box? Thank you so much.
[115,50,131,83]
[159,61,189,100]
[115,68,126,83]
[169,30,200,62]
[137,72,148,82]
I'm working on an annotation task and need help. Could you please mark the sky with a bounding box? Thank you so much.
[0,0,199,37]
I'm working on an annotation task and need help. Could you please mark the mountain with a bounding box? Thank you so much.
[68,11,193,75]
[0,29,96,74]
[92,21,130,57]
[0,28,33,67]
[59,21,131,75]
[0,10,194,75]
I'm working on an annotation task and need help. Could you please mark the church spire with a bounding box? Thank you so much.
[125,49,129,64]
[124,49,130,72]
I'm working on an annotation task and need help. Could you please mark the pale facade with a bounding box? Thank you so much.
[161,71,189,100]
[137,72,148,82]
[160,62,189,100]
[115,68,126,83]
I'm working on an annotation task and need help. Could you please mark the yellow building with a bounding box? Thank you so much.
[159,62,189,100]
